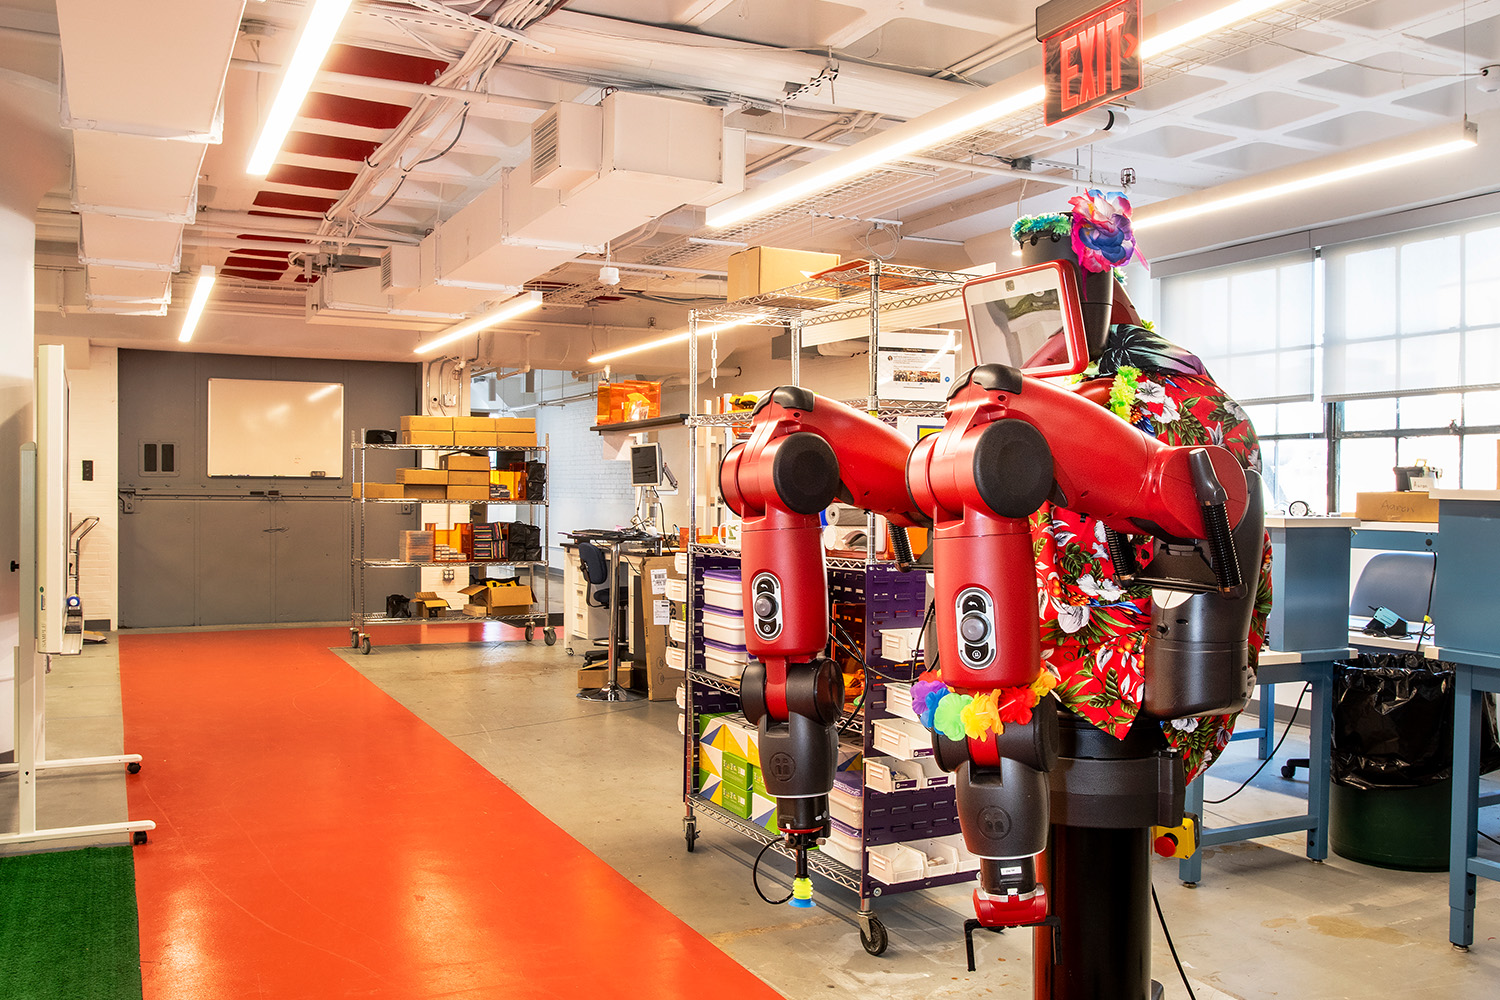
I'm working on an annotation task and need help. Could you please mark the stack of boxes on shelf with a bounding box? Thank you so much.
[354,416,538,500]
[701,568,750,679]
[458,580,535,619]
[395,521,541,563]
[697,713,776,831]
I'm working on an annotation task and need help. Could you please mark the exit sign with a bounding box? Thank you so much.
[1039,0,1141,126]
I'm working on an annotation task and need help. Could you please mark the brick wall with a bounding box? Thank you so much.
[67,345,118,628]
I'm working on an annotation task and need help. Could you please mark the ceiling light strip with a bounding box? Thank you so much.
[246,0,355,176]
[587,316,767,366]
[1133,121,1480,231]
[178,266,217,343]
[705,0,1304,230]
[414,291,544,355]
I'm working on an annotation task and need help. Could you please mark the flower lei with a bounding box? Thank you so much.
[1067,189,1148,273]
[910,669,1059,743]
[1108,364,1140,422]
[1010,213,1072,245]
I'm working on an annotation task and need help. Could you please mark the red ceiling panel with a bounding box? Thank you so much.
[253,191,338,214]
[228,248,293,260]
[267,164,359,191]
[224,255,289,271]
[301,92,411,131]
[236,234,306,244]
[222,268,287,281]
[283,131,381,163]
[325,44,449,85]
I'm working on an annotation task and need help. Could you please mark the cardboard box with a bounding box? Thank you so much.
[727,246,840,302]
[577,665,638,689]
[352,482,404,499]
[400,530,435,562]
[454,431,497,447]
[495,431,537,447]
[462,603,489,618]
[719,783,753,819]
[411,591,449,618]
[1355,491,1440,523]
[442,454,490,471]
[492,417,535,433]
[446,485,490,502]
[403,484,446,501]
[400,415,454,432]
[635,554,685,701]
[459,581,534,612]
[452,416,497,431]
[751,792,777,833]
[397,468,447,484]
[446,470,489,487]
[399,430,454,447]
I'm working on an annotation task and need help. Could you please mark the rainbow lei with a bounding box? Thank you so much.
[1108,365,1141,422]
[912,669,1060,743]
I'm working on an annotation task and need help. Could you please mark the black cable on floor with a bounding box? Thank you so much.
[1481,830,1500,847]
[1152,885,1198,1000]
[1203,683,1309,805]
[752,838,793,905]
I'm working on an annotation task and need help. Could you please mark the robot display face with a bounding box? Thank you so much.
[959,261,1089,379]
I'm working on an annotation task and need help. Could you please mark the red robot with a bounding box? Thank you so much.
[719,388,926,903]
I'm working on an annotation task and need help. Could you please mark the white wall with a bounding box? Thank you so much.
[67,345,119,628]
[538,394,635,565]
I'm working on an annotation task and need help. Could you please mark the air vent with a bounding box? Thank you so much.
[529,102,602,191]
[531,107,561,180]
[379,252,392,289]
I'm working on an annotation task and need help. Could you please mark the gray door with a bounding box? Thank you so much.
[271,501,349,623]
[119,500,200,628]
[196,501,274,625]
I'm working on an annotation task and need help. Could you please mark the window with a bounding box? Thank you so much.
[1158,210,1500,511]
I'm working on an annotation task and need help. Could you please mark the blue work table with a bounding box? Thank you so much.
[1178,515,1356,885]
[1430,489,1500,950]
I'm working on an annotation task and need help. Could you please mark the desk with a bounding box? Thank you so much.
[1430,489,1500,949]
[1179,647,1348,885]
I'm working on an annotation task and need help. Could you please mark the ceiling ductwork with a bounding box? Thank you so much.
[55,0,243,315]
[308,92,744,328]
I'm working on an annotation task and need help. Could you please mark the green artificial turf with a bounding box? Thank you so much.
[0,846,145,1000]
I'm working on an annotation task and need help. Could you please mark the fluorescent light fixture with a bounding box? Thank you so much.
[178,266,217,343]
[587,315,767,365]
[1139,0,1282,59]
[247,0,353,176]
[414,291,543,355]
[1134,120,1479,231]
[705,1,1291,230]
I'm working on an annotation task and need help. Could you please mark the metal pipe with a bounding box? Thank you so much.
[745,130,1089,186]
[568,258,730,278]
[229,59,552,115]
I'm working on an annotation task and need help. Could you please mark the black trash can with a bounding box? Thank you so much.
[1329,653,1500,871]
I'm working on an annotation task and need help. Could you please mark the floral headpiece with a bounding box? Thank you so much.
[1011,190,1148,274]
[1068,189,1147,272]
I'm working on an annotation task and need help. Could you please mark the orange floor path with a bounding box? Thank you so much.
[121,626,783,1000]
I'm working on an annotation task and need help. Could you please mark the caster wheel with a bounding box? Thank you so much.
[361,636,372,655]
[126,762,142,774]
[685,824,698,853]
[544,627,557,646]
[1281,763,1297,779]
[350,629,360,649]
[132,831,148,846]
[1182,881,1198,889]
[566,647,575,657]
[526,625,536,642]
[860,917,888,956]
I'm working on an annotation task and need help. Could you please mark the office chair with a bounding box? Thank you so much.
[578,540,629,668]
[1349,550,1437,625]
[1281,550,1438,780]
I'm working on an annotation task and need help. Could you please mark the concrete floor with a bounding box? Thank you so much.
[5,632,1500,999]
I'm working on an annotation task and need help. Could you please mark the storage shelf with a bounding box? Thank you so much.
[355,497,547,505]
[691,798,863,894]
[690,264,974,328]
[356,611,547,627]
[354,442,548,452]
[590,413,687,433]
[688,670,864,735]
[357,559,545,568]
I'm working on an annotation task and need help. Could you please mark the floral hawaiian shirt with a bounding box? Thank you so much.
[1033,325,1273,781]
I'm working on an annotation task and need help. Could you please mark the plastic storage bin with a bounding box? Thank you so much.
[703,608,747,645]
[867,843,925,885]
[872,717,936,759]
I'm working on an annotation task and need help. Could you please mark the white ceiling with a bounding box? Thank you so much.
[6,0,1498,370]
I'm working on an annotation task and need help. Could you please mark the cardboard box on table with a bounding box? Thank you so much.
[1355,491,1440,522]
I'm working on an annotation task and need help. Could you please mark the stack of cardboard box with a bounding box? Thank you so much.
[398,415,536,448]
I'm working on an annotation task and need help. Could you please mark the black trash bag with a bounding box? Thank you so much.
[1332,653,1500,790]
[385,594,411,619]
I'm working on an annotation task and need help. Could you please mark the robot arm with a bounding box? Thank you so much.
[719,387,927,904]
[906,363,1258,927]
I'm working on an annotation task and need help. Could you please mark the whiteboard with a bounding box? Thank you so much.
[207,378,345,478]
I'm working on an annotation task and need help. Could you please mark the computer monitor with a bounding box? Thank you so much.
[629,442,663,487]
[960,260,1089,379]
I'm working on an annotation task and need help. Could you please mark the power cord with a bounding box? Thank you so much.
[1203,683,1309,805]
[1414,552,1437,656]
[1152,885,1198,1000]
[1481,830,1500,848]
[752,838,794,904]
